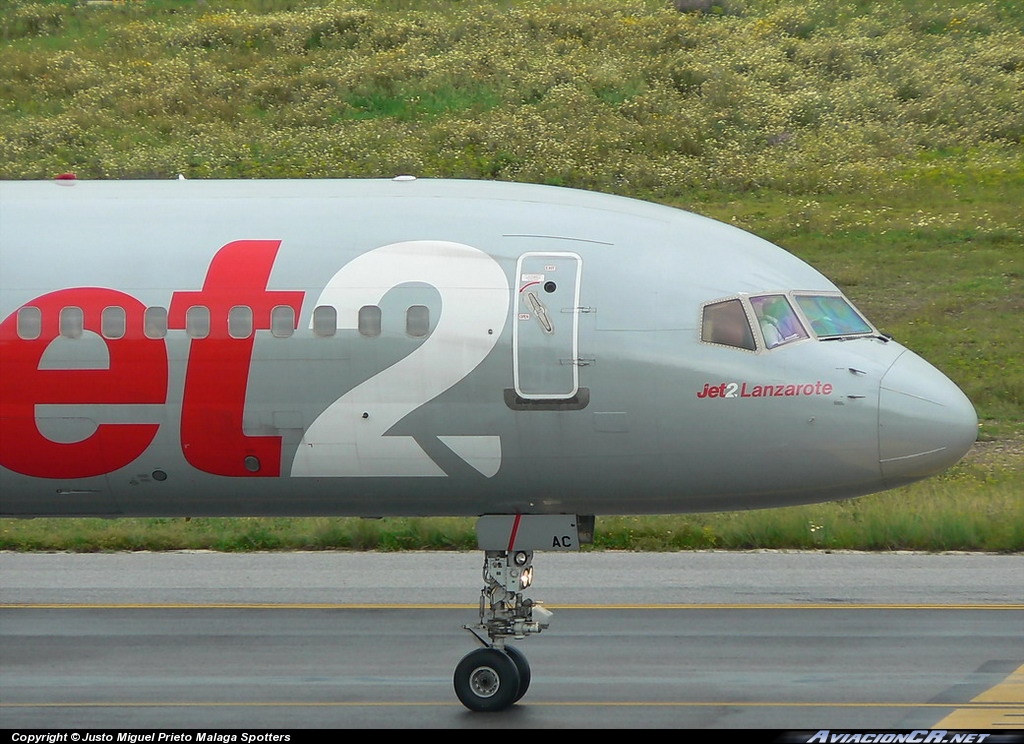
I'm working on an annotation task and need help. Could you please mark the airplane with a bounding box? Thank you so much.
[0,175,978,711]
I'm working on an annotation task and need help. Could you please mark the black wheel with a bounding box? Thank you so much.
[453,647,521,712]
[503,645,531,702]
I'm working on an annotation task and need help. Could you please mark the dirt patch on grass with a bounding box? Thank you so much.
[963,434,1024,469]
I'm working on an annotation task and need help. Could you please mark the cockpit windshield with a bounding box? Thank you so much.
[700,292,876,352]
[793,294,873,338]
[750,294,808,349]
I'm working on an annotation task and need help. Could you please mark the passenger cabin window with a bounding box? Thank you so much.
[60,306,84,339]
[794,294,872,338]
[406,305,429,337]
[312,305,337,337]
[701,299,755,351]
[17,306,41,340]
[145,306,168,339]
[101,306,126,340]
[186,306,210,339]
[228,305,253,339]
[750,295,808,349]
[271,305,294,338]
[358,305,381,337]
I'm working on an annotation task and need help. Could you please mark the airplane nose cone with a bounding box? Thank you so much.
[878,350,978,485]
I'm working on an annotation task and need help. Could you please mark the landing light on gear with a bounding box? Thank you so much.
[453,514,593,712]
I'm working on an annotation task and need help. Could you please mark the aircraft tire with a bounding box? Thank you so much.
[453,647,521,712]
[504,645,531,702]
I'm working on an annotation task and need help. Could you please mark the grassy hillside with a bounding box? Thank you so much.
[1,0,1021,551]
[3,1,1022,197]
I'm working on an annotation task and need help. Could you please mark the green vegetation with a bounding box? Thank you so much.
[1,0,1021,552]
[1,456,1021,551]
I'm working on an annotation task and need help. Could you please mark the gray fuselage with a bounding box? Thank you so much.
[0,178,978,518]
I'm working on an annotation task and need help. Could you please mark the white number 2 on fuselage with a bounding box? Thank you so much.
[290,241,510,478]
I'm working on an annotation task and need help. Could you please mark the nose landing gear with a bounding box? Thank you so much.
[454,548,550,711]
[453,514,591,712]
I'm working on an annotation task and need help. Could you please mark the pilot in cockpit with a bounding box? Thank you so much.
[751,295,806,349]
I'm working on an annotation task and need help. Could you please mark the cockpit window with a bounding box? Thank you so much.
[701,299,756,351]
[794,294,873,338]
[750,294,808,349]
